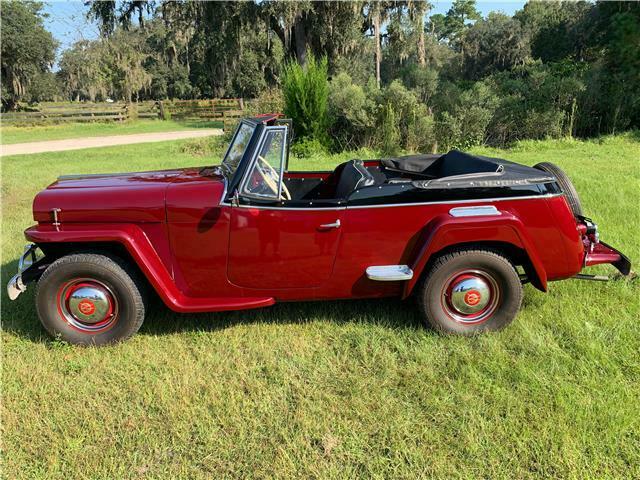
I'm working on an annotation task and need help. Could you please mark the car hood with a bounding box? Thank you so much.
[48,168,185,189]
[33,167,225,224]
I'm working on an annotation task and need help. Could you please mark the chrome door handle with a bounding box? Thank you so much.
[319,219,341,229]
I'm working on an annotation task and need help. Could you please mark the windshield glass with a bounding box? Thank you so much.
[221,122,255,176]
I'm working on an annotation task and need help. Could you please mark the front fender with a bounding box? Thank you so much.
[24,223,274,313]
[402,212,548,298]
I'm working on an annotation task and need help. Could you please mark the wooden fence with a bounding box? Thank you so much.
[1,99,244,131]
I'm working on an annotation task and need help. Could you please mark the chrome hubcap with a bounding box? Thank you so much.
[449,275,491,314]
[68,285,111,323]
[442,270,499,324]
[58,279,118,333]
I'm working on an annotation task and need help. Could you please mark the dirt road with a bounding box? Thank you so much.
[1,129,223,156]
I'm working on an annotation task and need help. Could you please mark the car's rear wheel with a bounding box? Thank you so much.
[533,162,583,217]
[417,249,522,334]
[36,253,146,345]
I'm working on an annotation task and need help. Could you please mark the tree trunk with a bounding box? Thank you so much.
[294,14,307,65]
[373,7,381,88]
[418,20,426,66]
[568,97,577,139]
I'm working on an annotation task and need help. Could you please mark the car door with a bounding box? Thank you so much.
[227,126,344,289]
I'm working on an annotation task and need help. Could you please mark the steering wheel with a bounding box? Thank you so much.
[256,156,291,200]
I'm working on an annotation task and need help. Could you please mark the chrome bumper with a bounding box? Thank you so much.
[7,244,39,300]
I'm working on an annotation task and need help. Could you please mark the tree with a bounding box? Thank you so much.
[515,1,592,62]
[1,1,57,109]
[409,1,432,66]
[87,0,155,36]
[105,29,152,102]
[58,40,110,101]
[443,0,481,50]
[462,13,531,80]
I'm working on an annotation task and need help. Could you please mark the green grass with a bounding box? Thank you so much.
[2,134,639,479]
[0,119,222,145]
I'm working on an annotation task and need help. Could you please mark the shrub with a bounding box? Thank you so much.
[247,87,285,116]
[434,81,499,150]
[282,53,331,147]
[290,137,328,158]
[378,80,436,153]
[328,72,375,149]
[378,103,400,155]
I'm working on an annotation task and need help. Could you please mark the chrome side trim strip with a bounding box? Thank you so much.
[220,193,563,211]
[222,203,347,211]
[347,193,563,209]
[449,205,501,217]
[366,265,414,281]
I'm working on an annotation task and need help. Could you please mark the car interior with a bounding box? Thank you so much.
[281,150,505,202]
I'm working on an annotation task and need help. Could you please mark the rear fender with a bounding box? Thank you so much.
[403,212,548,298]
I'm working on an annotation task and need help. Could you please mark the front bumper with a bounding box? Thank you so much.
[7,244,40,300]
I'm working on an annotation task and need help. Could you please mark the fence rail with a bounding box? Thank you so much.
[1,99,244,131]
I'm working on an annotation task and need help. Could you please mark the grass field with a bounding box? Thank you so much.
[2,132,639,478]
[0,119,222,145]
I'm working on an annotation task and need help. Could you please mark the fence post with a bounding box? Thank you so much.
[158,100,166,120]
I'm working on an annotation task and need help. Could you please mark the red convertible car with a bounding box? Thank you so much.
[8,115,630,345]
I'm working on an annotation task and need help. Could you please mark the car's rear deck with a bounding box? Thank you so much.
[281,150,557,204]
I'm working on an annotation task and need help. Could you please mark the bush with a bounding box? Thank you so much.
[282,53,331,147]
[328,72,375,149]
[290,137,328,158]
[247,87,285,116]
[435,81,498,150]
[328,75,436,154]
[378,80,436,153]
[379,103,400,155]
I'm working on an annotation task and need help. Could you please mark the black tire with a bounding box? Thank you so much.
[533,161,583,217]
[35,253,146,346]
[416,249,523,335]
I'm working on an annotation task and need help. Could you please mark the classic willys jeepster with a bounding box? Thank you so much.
[8,115,631,345]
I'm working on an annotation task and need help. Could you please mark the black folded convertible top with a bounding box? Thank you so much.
[382,150,555,189]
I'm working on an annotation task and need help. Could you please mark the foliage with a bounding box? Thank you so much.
[282,53,331,146]
[461,13,531,80]
[247,88,285,117]
[435,81,498,150]
[1,1,57,110]
[440,0,482,50]
[328,73,375,149]
[3,0,639,147]
[290,137,329,158]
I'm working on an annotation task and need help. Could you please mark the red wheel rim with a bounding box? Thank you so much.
[56,278,118,333]
[440,269,500,325]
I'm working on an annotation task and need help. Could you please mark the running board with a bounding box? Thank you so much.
[366,265,414,281]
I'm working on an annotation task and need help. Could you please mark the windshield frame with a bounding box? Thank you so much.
[220,120,257,177]
[239,125,289,201]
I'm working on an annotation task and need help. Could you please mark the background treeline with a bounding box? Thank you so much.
[2,0,639,151]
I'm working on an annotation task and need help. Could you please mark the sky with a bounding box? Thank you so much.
[43,0,527,55]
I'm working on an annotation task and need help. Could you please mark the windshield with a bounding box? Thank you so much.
[221,122,255,176]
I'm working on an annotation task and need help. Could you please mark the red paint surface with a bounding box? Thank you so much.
[25,163,625,312]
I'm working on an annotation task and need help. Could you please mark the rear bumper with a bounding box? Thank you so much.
[585,241,632,276]
[576,216,631,277]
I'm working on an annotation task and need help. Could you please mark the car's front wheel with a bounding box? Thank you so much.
[416,249,523,334]
[36,253,147,345]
